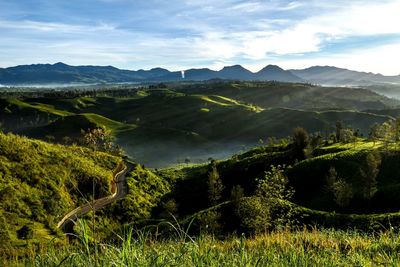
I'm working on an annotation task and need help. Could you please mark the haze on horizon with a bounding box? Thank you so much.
[1,0,400,75]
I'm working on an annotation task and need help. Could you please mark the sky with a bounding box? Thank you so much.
[1,0,400,75]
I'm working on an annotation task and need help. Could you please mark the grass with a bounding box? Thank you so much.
[8,98,73,117]
[7,225,400,266]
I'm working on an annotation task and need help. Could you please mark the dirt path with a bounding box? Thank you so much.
[57,161,134,229]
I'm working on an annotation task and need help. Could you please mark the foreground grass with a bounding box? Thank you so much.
[8,227,400,266]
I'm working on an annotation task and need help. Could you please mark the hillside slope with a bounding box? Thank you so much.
[0,132,121,246]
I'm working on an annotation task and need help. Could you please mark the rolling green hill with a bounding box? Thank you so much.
[2,82,398,166]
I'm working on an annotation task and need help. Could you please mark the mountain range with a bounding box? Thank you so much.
[1,62,400,86]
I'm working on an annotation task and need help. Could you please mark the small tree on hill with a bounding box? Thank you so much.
[369,123,380,146]
[292,127,309,159]
[236,165,294,233]
[230,185,245,206]
[326,167,353,207]
[81,128,122,155]
[309,132,322,151]
[184,157,191,165]
[360,151,381,200]
[332,179,353,207]
[336,121,343,142]
[339,129,354,143]
[207,162,224,205]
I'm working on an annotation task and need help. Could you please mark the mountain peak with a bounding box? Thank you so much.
[221,65,247,71]
[255,64,303,82]
[258,64,284,72]
[53,62,68,67]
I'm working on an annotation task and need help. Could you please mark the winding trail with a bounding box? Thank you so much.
[57,161,134,230]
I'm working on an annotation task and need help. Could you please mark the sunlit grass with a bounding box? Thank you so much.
[7,226,400,267]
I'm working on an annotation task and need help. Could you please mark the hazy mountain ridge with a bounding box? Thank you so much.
[0,62,304,84]
[2,62,400,89]
[290,66,400,86]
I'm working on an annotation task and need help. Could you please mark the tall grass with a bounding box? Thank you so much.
[9,221,400,267]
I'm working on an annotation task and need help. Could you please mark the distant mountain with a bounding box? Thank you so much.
[218,65,254,80]
[184,68,218,80]
[255,65,303,82]
[2,62,400,86]
[0,62,302,85]
[290,66,400,86]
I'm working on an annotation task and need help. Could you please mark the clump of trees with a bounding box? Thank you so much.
[235,165,294,233]
[325,150,381,209]
[326,167,353,207]
[369,119,400,148]
[207,161,224,206]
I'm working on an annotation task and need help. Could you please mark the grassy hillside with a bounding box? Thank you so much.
[0,132,121,252]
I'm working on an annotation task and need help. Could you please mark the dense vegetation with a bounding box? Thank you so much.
[3,81,400,265]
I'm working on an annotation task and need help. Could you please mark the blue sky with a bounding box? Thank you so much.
[1,0,400,75]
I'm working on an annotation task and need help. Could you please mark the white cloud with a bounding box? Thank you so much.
[1,0,400,75]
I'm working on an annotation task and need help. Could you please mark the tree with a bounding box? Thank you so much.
[236,165,294,233]
[326,167,353,207]
[268,137,277,147]
[230,185,244,205]
[369,123,380,146]
[207,162,224,205]
[235,196,270,233]
[81,128,122,155]
[339,129,354,143]
[336,121,343,141]
[256,165,293,202]
[360,151,381,200]
[331,179,353,207]
[309,132,322,150]
[184,157,191,165]
[292,127,309,159]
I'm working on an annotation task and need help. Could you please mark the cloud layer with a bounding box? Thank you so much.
[1,0,400,75]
